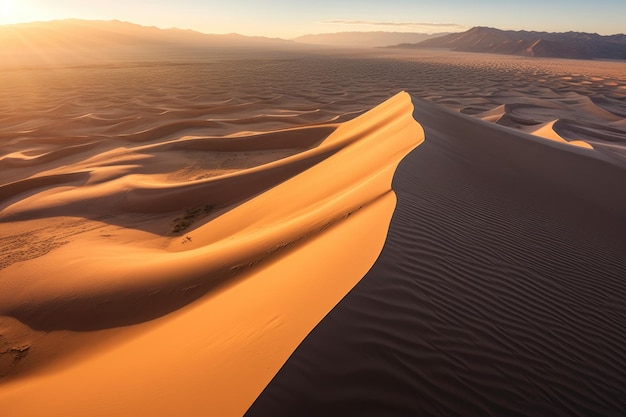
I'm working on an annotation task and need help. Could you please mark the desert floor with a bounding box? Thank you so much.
[1,48,625,416]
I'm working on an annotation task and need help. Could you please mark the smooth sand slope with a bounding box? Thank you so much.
[0,92,423,416]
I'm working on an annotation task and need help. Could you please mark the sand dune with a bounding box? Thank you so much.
[246,96,626,417]
[1,31,625,416]
[0,92,423,416]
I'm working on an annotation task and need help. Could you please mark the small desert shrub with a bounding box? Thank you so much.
[171,204,213,234]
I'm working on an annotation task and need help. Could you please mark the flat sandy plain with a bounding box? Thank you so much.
[1,46,625,416]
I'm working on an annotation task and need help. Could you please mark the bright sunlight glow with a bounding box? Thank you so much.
[0,0,38,25]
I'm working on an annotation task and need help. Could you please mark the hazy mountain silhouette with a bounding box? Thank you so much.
[393,26,626,60]
[0,19,294,67]
[294,31,447,48]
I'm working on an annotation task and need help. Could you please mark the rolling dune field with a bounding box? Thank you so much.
[1,46,625,416]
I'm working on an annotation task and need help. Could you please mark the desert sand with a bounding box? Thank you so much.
[1,23,625,417]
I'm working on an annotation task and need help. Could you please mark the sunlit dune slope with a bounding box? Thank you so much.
[0,92,423,417]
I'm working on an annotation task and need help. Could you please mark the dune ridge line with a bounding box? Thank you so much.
[0,92,424,417]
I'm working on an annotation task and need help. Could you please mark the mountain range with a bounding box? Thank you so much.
[394,26,626,60]
[2,20,625,65]
[0,19,291,49]
[0,20,440,52]
[294,31,446,48]
[0,19,296,67]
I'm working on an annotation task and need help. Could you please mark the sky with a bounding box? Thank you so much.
[1,0,625,38]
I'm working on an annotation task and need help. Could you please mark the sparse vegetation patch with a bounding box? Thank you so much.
[171,204,214,234]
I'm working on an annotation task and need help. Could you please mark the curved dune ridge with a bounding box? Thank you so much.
[246,98,626,417]
[0,92,424,416]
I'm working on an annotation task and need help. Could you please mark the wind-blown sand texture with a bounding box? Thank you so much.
[1,43,625,416]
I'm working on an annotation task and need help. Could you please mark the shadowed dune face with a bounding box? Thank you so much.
[246,97,626,417]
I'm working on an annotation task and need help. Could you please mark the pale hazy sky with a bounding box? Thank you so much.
[1,0,625,38]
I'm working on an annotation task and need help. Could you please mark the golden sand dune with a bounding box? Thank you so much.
[0,92,423,416]
[525,119,592,149]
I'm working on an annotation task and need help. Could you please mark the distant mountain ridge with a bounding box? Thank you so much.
[294,31,447,48]
[0,19,295,67]
[0,19,292,48]
[394,27,626,60]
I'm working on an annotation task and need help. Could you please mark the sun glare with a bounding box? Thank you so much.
[0,0,36,25]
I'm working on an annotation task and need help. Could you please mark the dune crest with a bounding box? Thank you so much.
[528,120,593,149]
[0,92,423,416]
[246,95,626,417]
